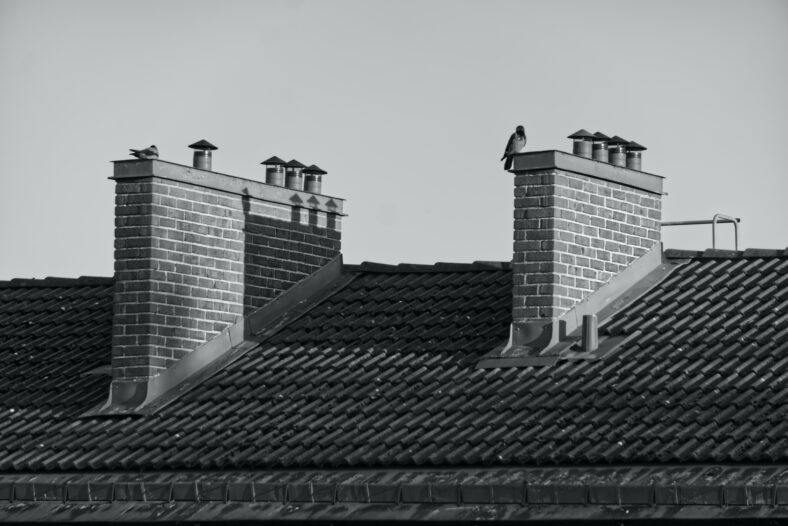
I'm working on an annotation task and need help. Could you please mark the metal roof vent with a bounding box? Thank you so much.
[303,164,327,194]
[284,159,306,191]
[568,129,595,159]
[262,156,286,186]
[592,132,610,162]
[626,141,647,171]
[607,136,628,167]
[189,139,218,171]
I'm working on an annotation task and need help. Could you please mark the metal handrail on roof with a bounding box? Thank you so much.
[661,214,740,250]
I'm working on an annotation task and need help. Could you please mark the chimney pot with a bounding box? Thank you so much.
[303,164,327,194]
[262,155,287,186]
[592,131,610,163]
[625,141,647,171]
[188,139,218,171]
[607,136,628,167]
[284,159,306,191]
[567,129,595,158]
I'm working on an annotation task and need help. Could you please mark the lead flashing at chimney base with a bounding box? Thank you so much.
[111,159,345,382]
[509,150,663,354]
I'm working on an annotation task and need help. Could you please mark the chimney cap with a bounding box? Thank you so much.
[285,159,306,169]
[261,155,287,166]
[303,164,327,175]
[189,139,218,151]
[567,129,595,139]
[593,131,611,140]
[608,135,629,145]
[627,141,647,151]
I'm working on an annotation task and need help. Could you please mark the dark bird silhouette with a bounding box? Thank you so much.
[129,145,159,160]
[501,126,527,170]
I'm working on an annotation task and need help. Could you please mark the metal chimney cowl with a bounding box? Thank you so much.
[189,139,218,171]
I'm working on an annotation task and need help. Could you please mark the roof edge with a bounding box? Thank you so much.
[345,261,512,273]
[0,276,113,288]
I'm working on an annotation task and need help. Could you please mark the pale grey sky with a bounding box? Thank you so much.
[1,0,786,279]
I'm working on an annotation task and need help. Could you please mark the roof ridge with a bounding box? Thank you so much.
[665,248,788,260]
[344,261,512,273]
[0,276,114,288]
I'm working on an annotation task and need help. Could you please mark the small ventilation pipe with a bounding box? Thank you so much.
[626,141,646,171]
[284,159,306,190]
[608,136,628,167]
[189,140,218,171]
[592,132,610,162]
[581,314,598,353]
[262,156,286,186]
[303,164,327,194]
[568,129,595,159]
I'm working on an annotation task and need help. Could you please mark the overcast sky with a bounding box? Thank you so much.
[0,0,786,279]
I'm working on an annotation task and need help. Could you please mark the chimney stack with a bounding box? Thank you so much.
[592,132,610,162]
[285,159,306,190]
[304,164,327,194]
[509,149,662,350]
[189,139,218,171]
[567,129,595,159]
[262,156,286,186]
[626,141,646,171]
[110,150,344,386]
[607,136,628,167]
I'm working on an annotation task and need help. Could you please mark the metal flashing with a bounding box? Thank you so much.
[479,244,678,368]
[511,150,663,194]
[111,159,346,215]
[86,255,350,415]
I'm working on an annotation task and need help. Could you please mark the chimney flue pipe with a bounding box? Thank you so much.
[303,164,327,194]
[189,139,218,171]
[262,156,286,186]
[592,132,610,162]
[568,129,595,159]
[284,159,306,190]
[608,136,628,167]
[626,141,646,171]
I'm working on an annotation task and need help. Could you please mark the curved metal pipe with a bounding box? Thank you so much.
[712,213,739,250]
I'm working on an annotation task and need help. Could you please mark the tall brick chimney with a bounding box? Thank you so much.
[111,158,344,382]
[509,149,663,351]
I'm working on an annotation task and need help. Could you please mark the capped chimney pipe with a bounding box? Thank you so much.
[626,141,647,171]
[592,132,610,163]
[568,129,595,159]
[581,314,598,353]
[303,164,327,194]
[608,136,628,167]
[284,159,306,191]
[262,156,286,186]
[189,139,218,171]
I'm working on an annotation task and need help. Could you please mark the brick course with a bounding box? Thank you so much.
[513,170,661,322]
[113,177,341,380]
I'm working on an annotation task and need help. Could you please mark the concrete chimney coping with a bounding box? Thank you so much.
[511,150,663,195]
[111,159,345,215]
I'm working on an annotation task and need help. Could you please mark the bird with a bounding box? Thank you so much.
[129,145,159,160]
[501,125,527,170]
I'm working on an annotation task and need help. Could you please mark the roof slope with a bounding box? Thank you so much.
[0,277,113,420]
[0,253,787,472]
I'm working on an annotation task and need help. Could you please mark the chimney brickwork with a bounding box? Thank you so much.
[112,160,343,380]
[512,151,662,323]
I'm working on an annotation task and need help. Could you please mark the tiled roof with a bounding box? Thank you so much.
[0,252,787,472]
[0,277,113,421]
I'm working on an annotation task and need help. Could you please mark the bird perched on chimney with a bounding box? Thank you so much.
[501,126,527,170]
[129,145,159,160]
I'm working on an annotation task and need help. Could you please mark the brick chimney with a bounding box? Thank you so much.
[111,157,344,381]
[510,149,663,350]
